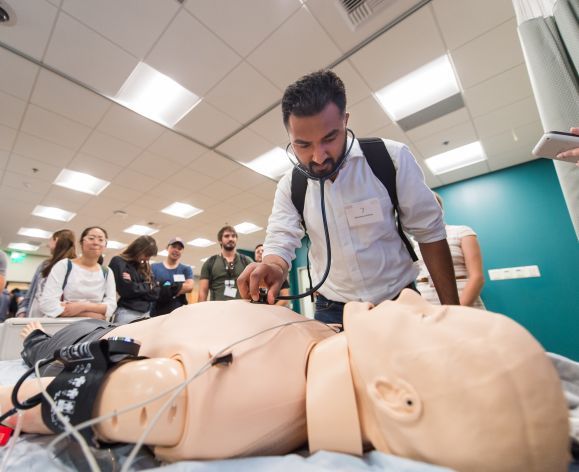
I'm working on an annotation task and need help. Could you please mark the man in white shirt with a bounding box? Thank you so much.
[238,70,459,324]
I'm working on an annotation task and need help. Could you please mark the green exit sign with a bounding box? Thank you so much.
[9,251,26,263]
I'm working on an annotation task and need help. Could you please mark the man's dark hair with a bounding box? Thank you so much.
[282,70,347,128]
[217,225,237,242]
[254,243,263,251]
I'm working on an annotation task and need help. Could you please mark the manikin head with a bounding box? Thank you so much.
[307,290,569,471]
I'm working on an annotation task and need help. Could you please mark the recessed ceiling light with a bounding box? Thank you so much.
[161,202,203,219]
[32,205,76,222]
[375,55,460,121]
[234,222,262,234]
[158,250,169,257]
[106,240,127,250]
[244,147,292,179]
[187,238,215,248]
[53,169,110,195]
[115,62,202,127]
[8,242,40,252]
[18,228,52,239]
[425,141,486,175]
[124,225,159,236]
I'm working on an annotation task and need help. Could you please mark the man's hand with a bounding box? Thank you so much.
[556,127,579,167]
[238,260,287,305]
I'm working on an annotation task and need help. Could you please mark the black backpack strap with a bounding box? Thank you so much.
[359,138,418,262]
[290,167,308,231]
[206,255,218,282]
[62,259,73,291]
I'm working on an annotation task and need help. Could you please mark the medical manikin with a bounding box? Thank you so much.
[0,291,570,471]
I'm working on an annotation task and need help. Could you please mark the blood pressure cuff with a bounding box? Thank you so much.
[40,337,141,443]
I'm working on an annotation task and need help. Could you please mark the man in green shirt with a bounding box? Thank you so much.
[198,226,252,301]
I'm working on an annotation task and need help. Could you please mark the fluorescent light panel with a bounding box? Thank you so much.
[158,250,169,257]
[107,240,127,250]
[425,141,486,175]
[124,225,158,236]
[244,147,292,179]
[54,169,110,196]
[234,222,262,234]
[375,55,460,121]
[161,202,203,219]
[32,205,76,222]
[8,242,39,251]
[187,238,215,248]
[18,227,52,239]
[116,62,201,127]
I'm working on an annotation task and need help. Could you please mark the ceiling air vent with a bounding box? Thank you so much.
[336,0,395,29]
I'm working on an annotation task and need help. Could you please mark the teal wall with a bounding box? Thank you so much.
[435,159,578,361]
[288,159,578,360]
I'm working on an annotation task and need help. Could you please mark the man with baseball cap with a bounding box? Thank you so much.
[151,237,194,316]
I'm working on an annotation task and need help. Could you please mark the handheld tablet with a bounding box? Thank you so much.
[532,131,579,163]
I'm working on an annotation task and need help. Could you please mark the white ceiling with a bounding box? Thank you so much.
[0,0,544,268]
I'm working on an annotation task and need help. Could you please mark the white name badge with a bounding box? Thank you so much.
[224,279,237,298]
[173,274,186,282]
[345,197,384,227]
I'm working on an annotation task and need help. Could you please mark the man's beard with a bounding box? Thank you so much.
[308,157,337,177]
[223,241,236,250]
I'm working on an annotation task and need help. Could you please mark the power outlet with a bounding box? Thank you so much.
[488,265,541,281]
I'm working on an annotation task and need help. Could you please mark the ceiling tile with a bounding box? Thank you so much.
[6,153,62,183]
[219,166,271,191]
[452,19,523,89]
[97,104,165,148]
[433,0,515,50]
[247,7,342,89]
[436,160,491,186]
[0,125,17,152]
[0,0,58,60]
[0,184,43,205]
[248,105,288,148]
[348,6,446,90]
[185,0,302,57]
[77,196,122,221]
[147,181,192,201]
[405,108,470,142]
[163,168,215,194]
[147,131,207,166]
[80,130,143,167]
[481,120,543,159]
[68,153,123,181]
[44,13,138,96]
[216,128,276,164]
[205,62,281,124]
[31,68,111,127]
[347,96,391,136]
[0,90,27,129]
[146,9,241,96]
[113,168,161,193]
[413,121,478,158]
[128,151,179,180]
[473,96,540,138]
[198,180,245,201]
[12,132,75,167]
[0,150,8,169]
[42,186,92,211]
[61,0,180,58]
[174,100,241,148]
[99,183,142,204]
[463,64,533,117]
[21,104,92,150]
[3,170,52,196]
[333,60,373,107]
[250,180,278,200]
[187,151,241,180]
[370,123,411,146]
[0,48,39,100]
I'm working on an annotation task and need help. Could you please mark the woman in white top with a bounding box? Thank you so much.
[39,226,116,320]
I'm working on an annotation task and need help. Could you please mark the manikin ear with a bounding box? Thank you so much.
[367,377,422,423]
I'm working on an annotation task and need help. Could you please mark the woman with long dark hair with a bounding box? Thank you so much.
[109,235,160,324]
[38,226,116,319]
[17,229,77,317]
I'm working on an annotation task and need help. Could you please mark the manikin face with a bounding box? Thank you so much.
[254,245,264,263]
[81,228,107,257]
[342,291,569,471]
[287,102,349,178]
[167,243,183,262]
[220,231,237,251]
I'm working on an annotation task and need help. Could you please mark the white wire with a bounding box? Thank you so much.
[43,318,337,471]
[33,359,101,472]
[0,410,22,471]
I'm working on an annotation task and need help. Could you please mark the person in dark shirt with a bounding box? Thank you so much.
[108,236,160,324]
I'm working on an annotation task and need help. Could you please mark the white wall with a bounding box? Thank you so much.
[5,253,47,283]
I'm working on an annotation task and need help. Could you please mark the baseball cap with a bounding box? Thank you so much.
[167,237,185,248]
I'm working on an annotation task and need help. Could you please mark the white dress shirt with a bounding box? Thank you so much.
[264,138,445,305]
[39,258,117,319]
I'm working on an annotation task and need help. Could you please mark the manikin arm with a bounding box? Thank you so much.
[418,239,459,305]
[0,359,187,446]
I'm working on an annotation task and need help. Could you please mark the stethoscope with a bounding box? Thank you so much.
[271,128,356,303]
